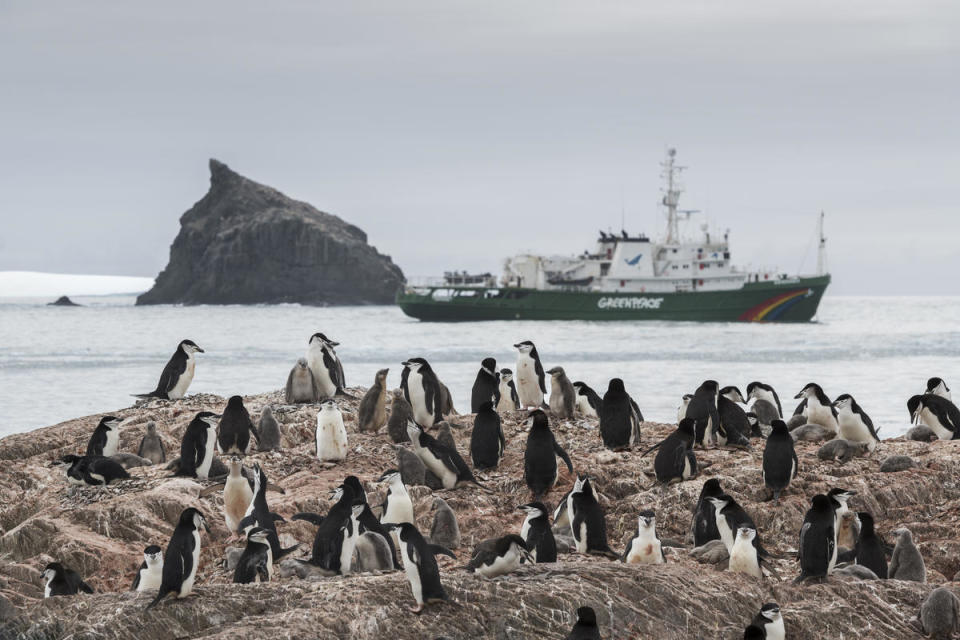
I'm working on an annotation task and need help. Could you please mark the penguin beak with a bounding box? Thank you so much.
[202,518,210,534]
[195,346,205,353]
[793,391,803,399]
[401,361,409,367]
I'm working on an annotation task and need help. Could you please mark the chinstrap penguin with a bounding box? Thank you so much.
[523,409,573,499]
[572,381,602,419]
[400,358,444,428]
[795,494,836,583]
[217,395,260,455]
[565,606,601,640]
[471,358,501,413]
[686,380,721,447]
[86,416,123,457]
[513,341,547,409]
[644,418,697,484]
[728,526,763,578]
[834,394,880,450]
[306,332,346,399]
[908,394,960,440]
[497,368,521,413]
[146,508,210,609]
[794,383,839,434]
[518,501,556,563]
[762,420,799,501]
[622,510,665,564]
[751,603,785,640]
[599,378,637,449]
[131,545,164,593]
[316,399,349,462]
[233,527,273,583]
[465,534,531,578]
[407,421,487,491]
[43,562,93,597]
[173,411,220,479]
[568,475,616,558]
[134,339,203,400]
[692,478,723,547]
[386,521,456,614]
[470,400,505,470]
[60,454,130,486]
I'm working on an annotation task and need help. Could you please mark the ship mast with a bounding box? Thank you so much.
[660,148,685,244]
[817,210,827,275]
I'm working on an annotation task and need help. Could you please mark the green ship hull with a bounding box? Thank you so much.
[396,275,830,323]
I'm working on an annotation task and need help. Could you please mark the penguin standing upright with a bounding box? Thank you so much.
[42,562,94,597]
[292,485,355,572]
[889,527,926,582]
[622,510,665,564]
[379,469,415,527]
[217,396,259,455]
[686,380,721,447]
[677,394,693,423]
[643,418,696,484]
[471,358,501,413]
[572,381,603,419]
[387,389,414,443]
[567,475,616,557]
[565,606,601,640]
[257,406,282,451]
[238,464,298,561]
[834,394,881,450]
[707,494,759,553]
[342,475,398,568]
[174,411,220,479]
[86,416,123,457]
[728,526,763,578]
[233,527,273,584]
[315,399,349,462]
[746,381,783,423]
[387,521,456,614]
[547,367,577,420]
[400,358,444,428]
[285,358,320,403]
[470,401,505,470]
[854,512,888,579]
[796,494,836,583]
[517,501,556,563]
[146,508,210,609]
[306,333,346,399]
[497,368,521,413]
[134,339,204,400]
[716,387,751,447]
[358,368,390,432]
[137,421,166,465]
[523,410,573,499]
[514,341,547,408]
[908,394,960,440]
[429,497,461,551]
[692,478,723,546]
[220,457,253,534]
[927,377,952,400]
[599,378,637,449]
[762,420,799,502]
[794,383,839,434]
[131,545,164,593]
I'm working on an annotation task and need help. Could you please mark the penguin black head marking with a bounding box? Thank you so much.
[526,409,549,428]
[770,419,789,435]
[513,341,535,353]
[575,606,597,625]
[677,418,696,437]
[517,502,547,518]
[637,510,656,529]
[719,386,745,403]
[927,377,949,393]
[402,358,429,372]
[378,469,401,483]
[309,333,339,347]
[180,507,210,533]
[179,339,204,354]
[42,562,63,582]
[833,394,855,410]
[97,416,123,430]
[795,382,826,400]
[195,411,220,427]
[500,368,513,380]
[827,487,856,503]
[480,358,497,376]
[246,527,270,545]
[759,602,781,621]
[143,545,163,562]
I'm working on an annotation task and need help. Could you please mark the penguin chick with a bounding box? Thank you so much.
[889,527,926,582]
[919,587,960,639]
[137,421,166,464]
[546,366,577,420]
[358,368,390,432]
[429,497,461,550]
[285,357,319,403]
[257,406,282,451]
[465,534,531,578]
[387,389,414,443]
[622,510,665,564]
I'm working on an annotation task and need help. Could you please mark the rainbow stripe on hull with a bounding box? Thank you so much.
[738,289,812,322]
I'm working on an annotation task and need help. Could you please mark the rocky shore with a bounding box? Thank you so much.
[1,389,958,639]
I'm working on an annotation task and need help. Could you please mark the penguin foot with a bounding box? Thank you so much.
[410,604,425,615]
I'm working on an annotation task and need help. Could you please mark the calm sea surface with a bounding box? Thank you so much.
[1,295,956,438]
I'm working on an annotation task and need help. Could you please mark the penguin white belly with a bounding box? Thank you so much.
[196,429,216,479]
[681,455,693,480]
[549,382,564,415]
[316,413,348,461]
[515,355,542,408]
[728,541,761,578]
[138,566,163,592]
[577,396,597,419]
[340,527,359,576]
[223,477,253,533]
[716,518,734,551]
[765,618,786,640]
[103,428,120,457]
[919,408,953,439]
[476,550,521,578]
[806,403,838,433]
[838,413,877,450]
[406,373,433,427]
[44,581,52,598]
[265,545,274,581]
[168,356,195,400]
[420,453,457,489]
[400,544,423,605]
[626,537,663,565]
[179,530,202,597]
[307,346,337,398]
[382,494,414,525]
[575,521,588,553]
[497,385,515,413]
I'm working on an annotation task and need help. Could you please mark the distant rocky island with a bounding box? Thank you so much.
[47,296,81,307]
[137,160,404,306]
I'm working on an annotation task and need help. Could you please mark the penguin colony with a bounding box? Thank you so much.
[37,335,960,639]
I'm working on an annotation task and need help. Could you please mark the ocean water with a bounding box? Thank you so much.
[0,295,956,439]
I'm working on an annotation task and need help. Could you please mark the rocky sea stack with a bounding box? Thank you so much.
[136,160,404,306]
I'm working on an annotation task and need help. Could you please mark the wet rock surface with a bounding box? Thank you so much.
[2,390,959,639]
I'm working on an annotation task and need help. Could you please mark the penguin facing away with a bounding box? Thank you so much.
[692,478,723,547]
[43,562,94,597]
[546,366,577,419]
[146,508,210,609]
[217,395,260,455]
[358,368,390,432]
[285,357,320,403]
[686,380,721,446]
[523,409,574,499]
[514,341,547,409]
[568,475,616,558]
[622,510,665,564]
[429,496,461,551]
[134,339,204,400]
[471,358,501,413]
[306,332,346,399]
[854,512,888,579]
[644,418,697,484]
[400,358,444,428]
[497,368,521,413]
[751,603,785,640]
[137,421,166,464]
[387,521,457,614]
[233,527,273,584]
[762,420,799,502]
[387,389,414,443]
[795,494,836,584]
[517,501,556,563]
[86,416,123,457]
[470,400,505,470]
[918,587,960,639]
[572,381,603,419]
[599,378,636,450]
[834,394,880,450]
[316,399,349,462]
[565,606,602,640]
[131,545,164,592]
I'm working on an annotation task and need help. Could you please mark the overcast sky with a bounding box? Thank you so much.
[1,1,957,294]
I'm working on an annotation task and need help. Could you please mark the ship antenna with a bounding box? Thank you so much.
[660,147,685,244]
[816,211,828,275]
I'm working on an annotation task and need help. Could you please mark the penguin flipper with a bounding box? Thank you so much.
[145,587,172,610]
[198,483,225,497]
[237,515,258,532]
[275,543,300,560]
[78,580,94,594]
[271,512,286,523]
[428,544,456,559]
[640,438,665,458]
[553,441,574,474]
[267,482,286,495]
[291,512,325,526]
